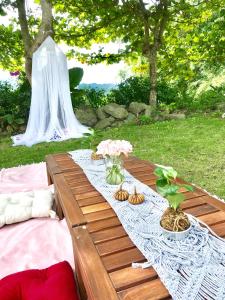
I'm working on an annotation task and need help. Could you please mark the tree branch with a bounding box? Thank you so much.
[16,0,32,55]
[31,0,53,53]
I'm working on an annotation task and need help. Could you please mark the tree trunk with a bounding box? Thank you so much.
[149,49,157,106]
[16,0,53,84]
[16,0,33,84]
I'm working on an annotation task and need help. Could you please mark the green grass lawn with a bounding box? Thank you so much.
[1,116,225,198]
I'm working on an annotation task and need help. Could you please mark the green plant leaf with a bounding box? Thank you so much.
[15,118,24,125]
[69,67,84,89]
[162,167,177,180]
[156,178,168,187]
[180,184,194,192]
[154,167,165,178]
[4,114,13,124]
[154,166,177,180]
[167,193,185,210]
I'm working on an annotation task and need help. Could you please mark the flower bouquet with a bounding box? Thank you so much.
[96,139,133,185]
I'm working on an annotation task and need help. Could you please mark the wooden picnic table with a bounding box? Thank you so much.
[46,153,225,300]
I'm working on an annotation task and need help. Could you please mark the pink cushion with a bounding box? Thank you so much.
[0,261,79,300]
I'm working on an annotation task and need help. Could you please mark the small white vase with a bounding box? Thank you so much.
[159,221,191,240]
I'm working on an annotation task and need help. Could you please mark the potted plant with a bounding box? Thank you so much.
[154,165,194,240]
[86,131,104,162]
[96,139,133,185]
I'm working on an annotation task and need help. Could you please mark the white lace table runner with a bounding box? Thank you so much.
[69,149,225,300]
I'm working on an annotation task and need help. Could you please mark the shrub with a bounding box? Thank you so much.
[71,88,109,109]
[0,76,31,133]
[190,88,225,111]
[107,76,180,106]
[137,115,152,125]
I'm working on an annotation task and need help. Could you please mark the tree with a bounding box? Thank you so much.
[1,0,224,103]
[55,0,170,106]
[0,0,53,84]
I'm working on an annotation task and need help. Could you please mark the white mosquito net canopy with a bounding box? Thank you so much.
[12,36,91,147]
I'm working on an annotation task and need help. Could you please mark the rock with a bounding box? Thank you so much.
[75,107,98,126]
[111,120,124,128]
[166,113,186,120]
[96,107,107,120]
[94,117,115,129]
[143,105,152,117]
[128,102,148,115]
[103,103,128,119]
[124,113,137,124]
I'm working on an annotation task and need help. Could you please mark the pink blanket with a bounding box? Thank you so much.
[0,218,74,279]
[0,162,74,279]
[0,162,48,194]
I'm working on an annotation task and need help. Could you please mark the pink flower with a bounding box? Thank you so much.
[10,71,20,76]
[96,139,133,157]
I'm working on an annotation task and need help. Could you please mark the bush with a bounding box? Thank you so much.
[0,76,31,133]
[71,88,109,109]
[190,88,225,111]
[137,115,152,125]
[107,76,180,106]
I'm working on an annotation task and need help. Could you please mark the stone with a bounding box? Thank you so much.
[166,113,186,120]
[143,105,152,117]
[111,120,124,128]
[94,117,115,129]
[75,107,98,126]
[124,113,137,124]
[103,103,128,119]
[128,102,148,115]
[96,107,107,120]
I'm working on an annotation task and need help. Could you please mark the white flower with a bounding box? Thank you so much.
[96,139,133,157]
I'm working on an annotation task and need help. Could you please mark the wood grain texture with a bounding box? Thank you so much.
[54,173,86,227]
[72,226,118,300]
[47,153,225,300]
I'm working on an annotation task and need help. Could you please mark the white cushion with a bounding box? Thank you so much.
[0,188,54,228]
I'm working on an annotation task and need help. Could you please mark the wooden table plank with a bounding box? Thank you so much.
[53,173,86,227]
[102,248,145,272]
[72,226,119,300]
[47,153,225,300]
[96,236,135,256]
[92,225,127,244]
[87,216,121,233]
[81,202,111,214]
[118,278,170,300]
[110,266,157,292]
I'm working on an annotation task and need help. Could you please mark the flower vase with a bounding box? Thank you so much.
[105,156,124,185]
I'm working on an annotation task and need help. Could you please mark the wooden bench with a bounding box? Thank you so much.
[46,153,225,300]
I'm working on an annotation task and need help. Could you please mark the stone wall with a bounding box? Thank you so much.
[75,102,186,129]
[75,102,152,129]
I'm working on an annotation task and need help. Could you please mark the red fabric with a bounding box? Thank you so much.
[0,261,79,300]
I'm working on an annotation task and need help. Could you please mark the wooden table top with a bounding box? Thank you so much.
[46,153,225,300]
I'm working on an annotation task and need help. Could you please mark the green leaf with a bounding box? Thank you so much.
[155,166,177,180]
[154,167,164,178]
[180,184,194,192]
[167,193,185,210]
[15,118,24,125]
[162,167,177,180]
[156,183,179,197]
[69,67,84,89]
[156,178,168,187]
[4,114,13,124]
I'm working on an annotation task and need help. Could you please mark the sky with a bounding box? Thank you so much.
[0,3,131,84]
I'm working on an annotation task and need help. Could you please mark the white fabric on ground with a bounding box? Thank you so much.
[12,36,90,147]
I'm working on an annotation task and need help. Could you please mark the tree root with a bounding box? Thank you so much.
[160,208,190,232]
